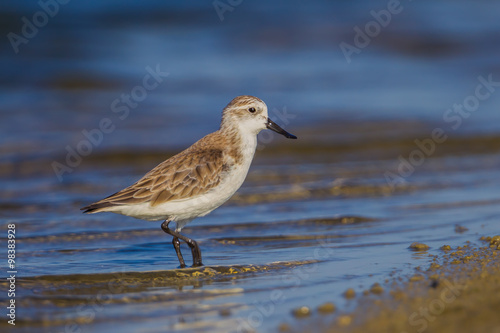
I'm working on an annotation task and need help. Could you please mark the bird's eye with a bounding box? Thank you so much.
[248,107,256,113]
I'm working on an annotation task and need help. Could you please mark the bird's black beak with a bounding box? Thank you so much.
[266,118,297,139]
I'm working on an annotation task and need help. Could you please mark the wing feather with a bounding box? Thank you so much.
[133,188,152,199]
[82,148,226,212]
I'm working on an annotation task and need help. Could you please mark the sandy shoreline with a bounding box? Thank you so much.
[282,236,500,333]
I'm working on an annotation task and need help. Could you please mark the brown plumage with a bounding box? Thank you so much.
[80,95,297,268]
[81,132,230,213]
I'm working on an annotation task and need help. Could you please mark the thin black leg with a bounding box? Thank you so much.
[172,236,185,268]
[181,237,203,267]
[161,220,203,267]
[161,220,186,268]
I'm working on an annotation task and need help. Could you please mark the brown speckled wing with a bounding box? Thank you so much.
[83,149,225,211]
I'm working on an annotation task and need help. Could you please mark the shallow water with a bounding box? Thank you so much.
[1,1,500,332]
[3,127,500,332]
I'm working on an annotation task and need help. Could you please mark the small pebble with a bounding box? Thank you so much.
[337,315,352,326]
[292,306,311,318]
[370,283,384,294]
[429,263,441,270]
[409,242,430,251]
[429,274,439,280]
[409,274,425,282]
[454,225,469,233]
[343,288,356,299]
[278,323,291,332]
[317,302,336,314]
[440,245,452,251]
[219,308,231,317]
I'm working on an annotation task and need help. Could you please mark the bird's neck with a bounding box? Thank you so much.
[220,122,258,164]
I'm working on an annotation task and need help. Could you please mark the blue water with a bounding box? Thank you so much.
[1,1,500,332]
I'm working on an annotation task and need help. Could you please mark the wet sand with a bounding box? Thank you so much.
[282,236,500,333]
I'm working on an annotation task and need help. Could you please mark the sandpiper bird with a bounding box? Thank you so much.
[81,95,297,268]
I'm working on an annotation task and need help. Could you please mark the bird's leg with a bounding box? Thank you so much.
[161,220,186,268]
[183,237,203,267]
[172,236,185,268]
[161,220,203,267]
[175,232,203,267]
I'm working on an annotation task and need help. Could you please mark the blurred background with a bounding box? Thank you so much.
[1,0,500,332]
[2,0,500,160]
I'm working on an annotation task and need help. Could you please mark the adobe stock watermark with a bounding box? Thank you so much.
[385,74,500,190]
[236,234,335,332]
[406,278,467,333]
[52,267,132,333]
[339,0,407,64]
[51,65,169,182]
[7,0,71,54]
[213,0,243,21]
[257,106,297,151]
